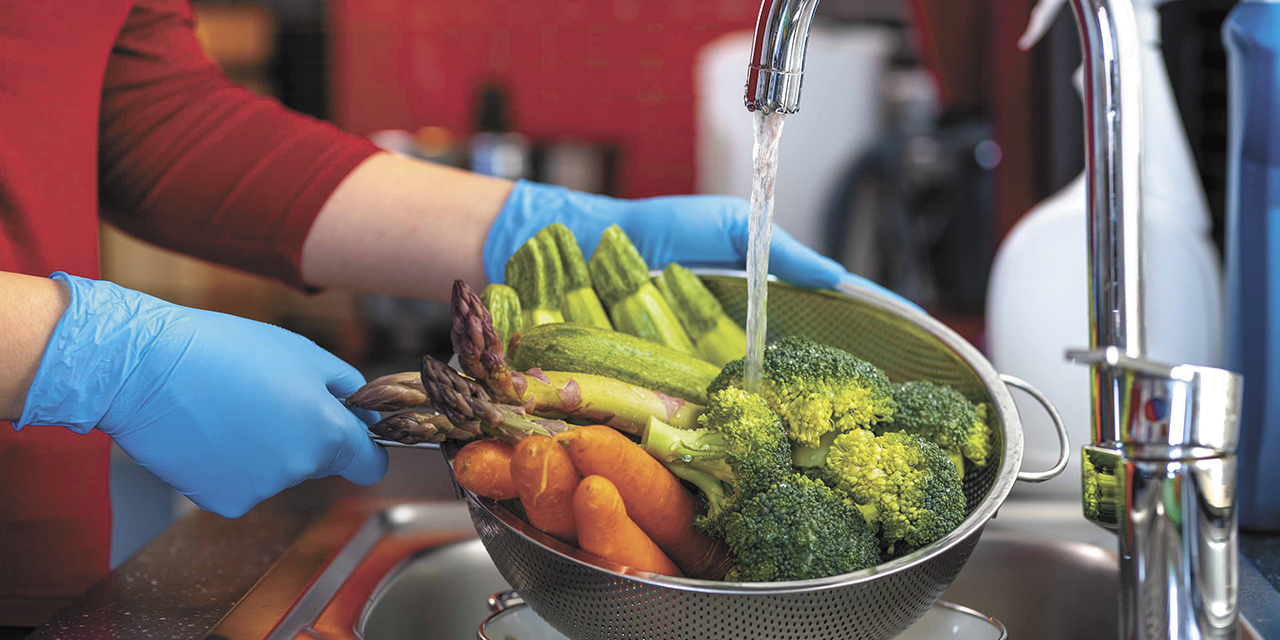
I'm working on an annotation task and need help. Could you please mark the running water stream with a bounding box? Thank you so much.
[744,110,787,393]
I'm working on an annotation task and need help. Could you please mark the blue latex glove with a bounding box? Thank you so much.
[483,180,916,308]
[18,273,389,518]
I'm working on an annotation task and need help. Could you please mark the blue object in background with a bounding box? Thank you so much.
[1224,0,1280,532]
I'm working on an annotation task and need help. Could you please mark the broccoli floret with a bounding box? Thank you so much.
[642,387,791,534]
[882,381,993,471]
[721,474,880,582]
[708,336,896,449]
[822,430,966,558]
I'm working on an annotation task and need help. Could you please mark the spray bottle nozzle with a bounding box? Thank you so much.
[1018,0,1067,51]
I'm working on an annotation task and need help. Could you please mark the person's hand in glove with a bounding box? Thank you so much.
[481,180,916,308]
[17,272,388,518]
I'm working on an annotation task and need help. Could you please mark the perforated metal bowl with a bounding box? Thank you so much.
[438,271,1069,640]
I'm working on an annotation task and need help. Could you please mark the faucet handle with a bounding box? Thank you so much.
[1066,346,1243,454]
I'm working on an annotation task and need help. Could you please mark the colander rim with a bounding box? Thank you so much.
[458,269,1025,595]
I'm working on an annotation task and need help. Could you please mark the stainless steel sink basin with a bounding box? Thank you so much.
[359,539,510,640]
[942,532,1118,639]
[356,533,1112,640]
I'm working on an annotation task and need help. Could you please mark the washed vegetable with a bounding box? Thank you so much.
[344,372,427,412]
[641,388,790,531]
[368,412,471,445]
[510,435,581,545]
[452,282,705,433]
[588,225,697,355]
[555,424,733,580]
[574,475,683,577]
[721,473,880,582]
[453,440,518,500]
[653,263,747,367]
[418,356,569,443]
[453,280,527,405]
[880,380,992,472]
[506,230,566,327]
[507,322,720,404]
[709,336,896,450]
[541,224,613,329]
[480,284,523,351]
[814,430,967,558]
[646,387,880,581]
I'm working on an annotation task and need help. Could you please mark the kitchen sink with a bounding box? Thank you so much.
[357,533,1110,640]
[207,497,1273,640]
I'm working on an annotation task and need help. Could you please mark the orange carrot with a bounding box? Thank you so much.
[574,475,683,577]
[510,435,581,545]
[554,425,733,579]
[453,439,518,500]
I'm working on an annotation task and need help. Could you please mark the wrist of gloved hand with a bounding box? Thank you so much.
[20,273,388,518]
[482,180,918,309]
[17,273,171,433]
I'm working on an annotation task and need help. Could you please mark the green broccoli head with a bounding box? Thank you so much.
[883,381,993,470]
[823,430,966,557]
[708,336,896,449]
[642,387,790,532]
[721,473,881,582]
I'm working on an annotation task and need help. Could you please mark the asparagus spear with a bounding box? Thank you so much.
[452,280,705,434]
[345,372,428,412]
[368,412,473,445]
[419,356,569,444]
[452,279,527,405]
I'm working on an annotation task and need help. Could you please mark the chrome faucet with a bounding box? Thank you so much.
[745,1,1245,638]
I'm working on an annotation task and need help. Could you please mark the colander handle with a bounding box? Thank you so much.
[488,590,525,613]
[1000,374,1071,483]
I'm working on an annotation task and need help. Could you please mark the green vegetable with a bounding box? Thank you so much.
[881,381,993,472]
[642,388,879,582]
[721,474,881,582]
[819,430,967,558]
[480,284,523,352]
[653,263,747,367]
[505,232,566,327]
[507,312,720,405]
[641,388,791,532]
[418,356,569,444]
[708,336,896,449]
[587,225,697,355]
[540,224,613,330]
[451,283,705,435]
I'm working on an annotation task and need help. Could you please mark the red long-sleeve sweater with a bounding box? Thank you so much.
[0,0,378,626]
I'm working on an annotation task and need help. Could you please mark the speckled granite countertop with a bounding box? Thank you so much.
[17,448,1280,640]
[1243,534,1280,594]
[21,448,458,640]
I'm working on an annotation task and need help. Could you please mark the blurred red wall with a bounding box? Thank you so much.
[330,0,763,198]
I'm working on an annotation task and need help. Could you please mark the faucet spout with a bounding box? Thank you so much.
[745,0,821,114]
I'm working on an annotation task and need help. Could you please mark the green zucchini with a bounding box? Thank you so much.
[480,284,523,352]
[507,322,721,404]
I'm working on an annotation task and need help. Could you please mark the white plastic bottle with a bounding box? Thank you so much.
[987,0,1224,497]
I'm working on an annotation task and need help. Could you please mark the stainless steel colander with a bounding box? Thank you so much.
[428,271,1069,640]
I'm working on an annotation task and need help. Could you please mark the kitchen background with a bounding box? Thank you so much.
[103,0,1239,567]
